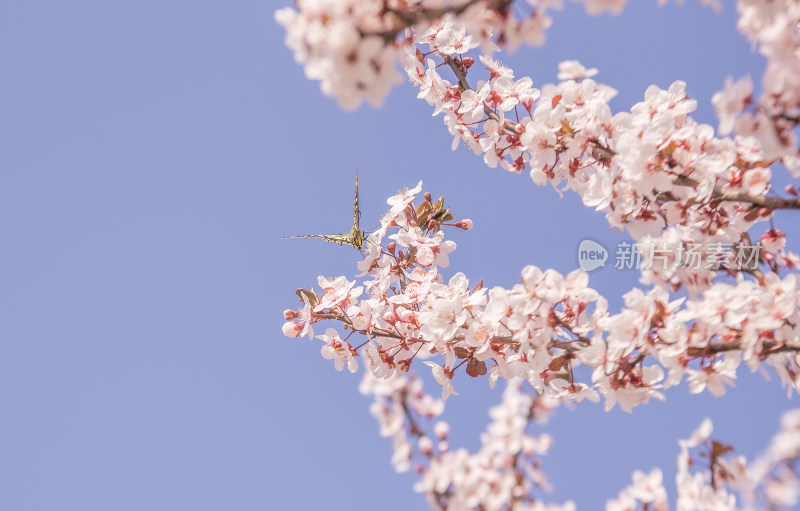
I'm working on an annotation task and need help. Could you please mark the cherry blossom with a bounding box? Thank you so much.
[318,328,359,373]
[712,75,753,135]
[315,275,363,311]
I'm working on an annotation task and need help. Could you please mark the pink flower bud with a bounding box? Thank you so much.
[283,309,298,320]
[383,311,397,324]
[455,219,473,230]
[282,321,303,338]
[434,421,450,439]
[522,436,537,456]
[396,308,415,322]
[462,56,474,69]
[418,436,434,455]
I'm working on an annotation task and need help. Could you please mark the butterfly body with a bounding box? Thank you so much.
[284,168,364,250]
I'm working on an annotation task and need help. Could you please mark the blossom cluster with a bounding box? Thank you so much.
[360,372,572,511]
[714,1,800,171]
[401,17,800,297]
[606,411,800,510]
[277,0,800,298]
[276,1,800,509]
[358,366,800,510]
[275,0,727,109]
[282,184,800,412]
[274,0,564,110]
[275,0,798,172]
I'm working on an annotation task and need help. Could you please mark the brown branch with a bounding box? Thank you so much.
[443,55,472,91]
[672,175,800,210]
[370,0,495,42]
[508,390,539,508]
[443,55,520,135]
[348,325,404,341]
[345,316,800,358]
[387,0,488,26]
[484,332,800,360]
[687,339,800,357]
[399,389,424,437]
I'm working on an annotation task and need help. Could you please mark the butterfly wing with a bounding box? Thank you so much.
[349,166,364,249]
[353,166,360,232]
[283,233,354,245]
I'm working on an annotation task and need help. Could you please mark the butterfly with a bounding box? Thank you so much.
[284,167,365,250]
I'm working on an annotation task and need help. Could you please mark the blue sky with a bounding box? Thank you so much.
[1,1,795,509]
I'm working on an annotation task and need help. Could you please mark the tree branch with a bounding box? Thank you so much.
[672,175,800,210]
[687,339,800,357]
[370,0,497,42]
[444,55,521,134]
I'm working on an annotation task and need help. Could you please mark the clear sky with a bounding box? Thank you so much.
[1,1,796,509]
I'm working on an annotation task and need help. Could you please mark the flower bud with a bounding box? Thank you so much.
[283,309,298,320]
[434,421,450,439]
[418,435,434,455]
[282,321,303,338]
[455,219,473,230]
[396,308,414,322]
[462,56,474,69]
[383,311,397,324]
[424,192,432,202]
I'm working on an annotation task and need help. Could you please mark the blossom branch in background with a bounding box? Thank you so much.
[606,411,800,510]
[360,372,568,511]
[359,361,800,511]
